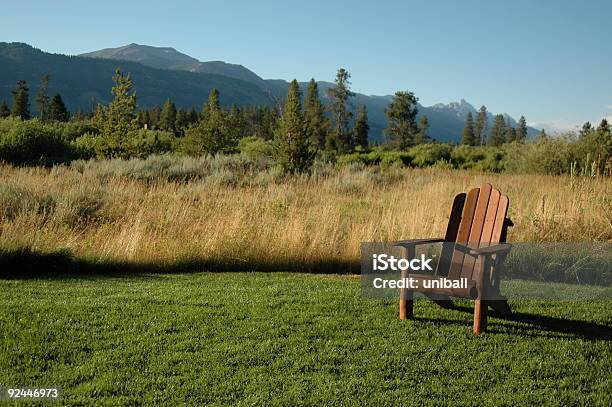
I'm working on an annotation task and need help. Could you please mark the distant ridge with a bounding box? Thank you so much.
[0,42,539,141]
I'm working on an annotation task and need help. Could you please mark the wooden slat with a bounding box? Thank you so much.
[491,195,509,244]
[447,187,480,279]
[436,193,465,277]
[465,187,500,280]
[460,184,493,280]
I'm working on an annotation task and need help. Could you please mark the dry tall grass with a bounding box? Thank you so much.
[1,157,610,272]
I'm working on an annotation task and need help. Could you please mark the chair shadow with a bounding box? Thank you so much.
[415,304,612,341]
[0,247,361,280]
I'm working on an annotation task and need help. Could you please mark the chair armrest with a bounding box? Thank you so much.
[454,242,512,257]
[392,238,445,249]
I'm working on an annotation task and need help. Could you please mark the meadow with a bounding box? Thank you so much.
[1,157,611,404]
[1,155,610,274]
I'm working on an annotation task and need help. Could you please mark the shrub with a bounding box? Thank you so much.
[407,143,453,167]
[125,129,177,158]
[71,133,102,160]
[238,136,273,167]
[0,117,71,165]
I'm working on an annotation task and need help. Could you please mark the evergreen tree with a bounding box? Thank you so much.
[384,91,419,150]
[505,125,517,143]
[304,79,329,150]
[488,114,507,146]
[203,88,220,116]
[415,115,430,144]
[273,80,313,173]
[0,100,10,118]
[227,104,247,139]
[160,99,177,132]
[11,80,30,120]
[579,121,593,138]
[188,108,199,125]
[137,110,149,128]
[149,105,162,129]
[175,108,190,134]
[353,104,369,150]
[36,74,51,121]
[597,118,610,134]
[461,112,476,145]
[515,115,528,142]
[95,69,139,157]
[48,94,69,122]
[326,69,354,153]
[475,105,488,145]
[182,89,234,155]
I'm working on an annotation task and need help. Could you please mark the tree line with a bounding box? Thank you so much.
[1,69,610,174]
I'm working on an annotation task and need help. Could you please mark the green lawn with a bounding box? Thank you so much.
[1,272,611,405]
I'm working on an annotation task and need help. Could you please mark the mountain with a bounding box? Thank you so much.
[80,43,272,94]
[1,42,538,142]
[0,42,273,112]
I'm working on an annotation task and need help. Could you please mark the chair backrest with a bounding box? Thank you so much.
[436,183,510,280]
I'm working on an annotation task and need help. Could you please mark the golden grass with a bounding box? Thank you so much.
[1,161,610,272]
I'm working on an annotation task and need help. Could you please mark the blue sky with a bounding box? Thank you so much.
[2,0,611,132]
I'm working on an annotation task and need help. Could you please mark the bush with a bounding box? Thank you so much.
[407,143,452,167]
[125,129,177,158]
[71,133,102,160]
[502,138,575,175]
[238,136,273,167]
[0,117,71,165]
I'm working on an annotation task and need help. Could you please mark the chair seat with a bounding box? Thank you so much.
[407,273,478,299]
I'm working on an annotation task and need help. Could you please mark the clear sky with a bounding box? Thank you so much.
[2,0,611,132]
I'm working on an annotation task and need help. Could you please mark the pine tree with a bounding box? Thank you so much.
[175,108,190,134]
[488,114,507,146]
[579,121,593,138]
[353,105,369,150]
[95,69,139,157]
[36,74,51,121]
[160,99,177,132]
[384,91,419,150]
[461,112,476,145]
[304,79,329,150]
[475,105,488,145]
[137,110,149,128]
[597,118,610,134]
[227,104,247,139]
[203,88,220,117]
[415,115,430,144]
[0,100,10,118]
[326,69,354,153]
[273,80,313,173]
[505,125,517,143]
[188,108,199,125]
[49,94,69,122]
[182,89,234,155]
[515,116,528,142]
[11,80,30,120]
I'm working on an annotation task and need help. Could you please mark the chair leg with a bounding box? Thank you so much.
[473,299,487,334]
[399,289,413,320]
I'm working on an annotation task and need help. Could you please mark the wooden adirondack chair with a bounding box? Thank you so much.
[394,183,513,334]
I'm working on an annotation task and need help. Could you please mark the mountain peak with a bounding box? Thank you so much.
[80,43,268,91]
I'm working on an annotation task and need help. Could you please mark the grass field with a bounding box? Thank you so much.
[1,272,611,405]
